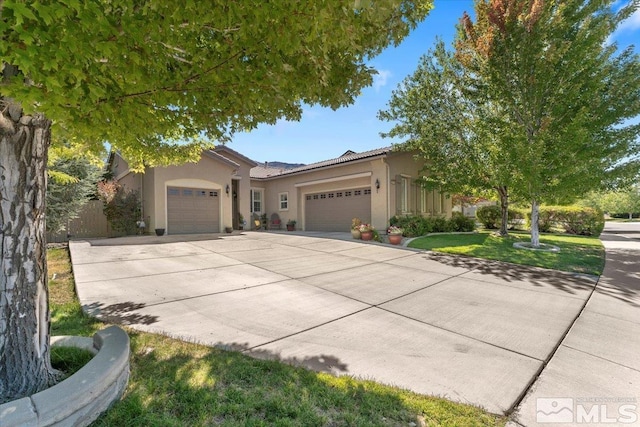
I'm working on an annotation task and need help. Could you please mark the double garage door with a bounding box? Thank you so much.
[167,186,220,234]
[305,187,371,232]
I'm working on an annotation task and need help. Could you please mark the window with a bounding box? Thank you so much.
[279,192,288,211]
[420,188,430,214]
[400,176,410,213]
[250,189,263,213]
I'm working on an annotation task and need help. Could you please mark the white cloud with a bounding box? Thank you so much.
[373,69,392,92]
[610,6,640,42]
[618,7,640,32]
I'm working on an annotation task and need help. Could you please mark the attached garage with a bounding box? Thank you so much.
[167,186,220,234]
[305,187,371,232]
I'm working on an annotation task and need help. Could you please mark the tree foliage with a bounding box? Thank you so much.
[0,0,433,170]
[46,145,103,233]
[459,0,640,245]
[381,0,640,246]
[581,185,640,218]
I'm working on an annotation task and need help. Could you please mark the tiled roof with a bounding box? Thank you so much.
[250,146,392,179]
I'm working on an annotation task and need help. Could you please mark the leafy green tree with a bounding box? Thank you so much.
[379,41,515,235]
[0,1,433,402]
[582,186,640,219]
[456,0,640,247]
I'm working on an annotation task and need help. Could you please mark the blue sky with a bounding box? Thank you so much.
[229,0,640,165]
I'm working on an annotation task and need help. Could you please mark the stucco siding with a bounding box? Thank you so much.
[151,155,235,233]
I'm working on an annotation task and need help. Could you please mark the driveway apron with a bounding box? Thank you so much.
[70,231,597,415]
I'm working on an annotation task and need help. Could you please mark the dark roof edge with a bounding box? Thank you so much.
[251,146,392,180]
[203,150,241,169]
[213,145,258,167]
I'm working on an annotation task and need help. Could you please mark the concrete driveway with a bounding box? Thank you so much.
[69,231,597,415]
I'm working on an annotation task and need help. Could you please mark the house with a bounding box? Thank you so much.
[109,146,452,234]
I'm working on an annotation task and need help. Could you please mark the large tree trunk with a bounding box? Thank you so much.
[530,199,540,248]
[496,185,509,236]
[0,105,58,403]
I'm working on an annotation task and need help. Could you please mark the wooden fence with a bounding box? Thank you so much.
[47,200,113,243]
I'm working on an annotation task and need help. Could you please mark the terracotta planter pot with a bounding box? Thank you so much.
[360,231,373,241]
[287,224,295,231]
[388,234,403,245]
[351,229,361,239]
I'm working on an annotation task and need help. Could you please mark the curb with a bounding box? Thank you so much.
[0,326,130,427]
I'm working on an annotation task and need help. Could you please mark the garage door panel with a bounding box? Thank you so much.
[305,187,371,232]
[167,186,220,234]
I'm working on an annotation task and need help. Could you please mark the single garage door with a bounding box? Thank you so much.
[167,186,220,234]
[305,187,371,232]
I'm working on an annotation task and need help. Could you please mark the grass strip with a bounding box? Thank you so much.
[408,232,605,275]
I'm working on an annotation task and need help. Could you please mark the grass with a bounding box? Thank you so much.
[408,231,605,275]
[48,247,505,426]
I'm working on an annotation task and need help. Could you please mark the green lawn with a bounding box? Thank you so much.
[408,232,605,275]
[48,248,504,426]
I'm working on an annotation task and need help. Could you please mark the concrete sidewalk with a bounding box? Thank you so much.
[69,230,597,415]
[512,222,640,426]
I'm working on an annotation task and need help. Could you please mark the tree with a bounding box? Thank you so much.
[456,0,640,247]
[47,149,103,234]
[582,186,640,219]
[378,41,515,235]
[0,1,433,402]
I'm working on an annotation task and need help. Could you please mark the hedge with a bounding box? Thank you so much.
[389,213,476,237]
[525,205,604,237]
[476,205,526,230]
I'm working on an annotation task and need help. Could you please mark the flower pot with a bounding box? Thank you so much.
[351,229,361,239]
[287,224,295,231]
[360,231,373,241]
[154,228,165,236]
[388,234,403,245]
[225,227,233,233]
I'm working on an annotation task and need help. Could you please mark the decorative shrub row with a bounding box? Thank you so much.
[526,206,604,236]
[389,213,476,237]
[476,205,526,230]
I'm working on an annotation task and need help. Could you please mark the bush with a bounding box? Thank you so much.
[508,208,527,230]
[476,205,501,229]
[389,213,475,237]
[98,180,141,235]
[525,206,605,237]
[476,205,525,230]
[447,213,476,232]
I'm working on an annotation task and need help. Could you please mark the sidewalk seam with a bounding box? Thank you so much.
[506,271,602,417]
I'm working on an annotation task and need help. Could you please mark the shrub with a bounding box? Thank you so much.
[447,213,476,232]
[508,208,526,230]
[476,205,501,229]
[388,214,475,237]
[525,206,605,237]
[476,205,525,230]
[98,180,141,235]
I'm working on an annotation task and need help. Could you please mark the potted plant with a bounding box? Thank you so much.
[351,217,362,239]
[359,223,374,241]
[387,225,403,245]
[238,214,244,230]
[286,219,296,231]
